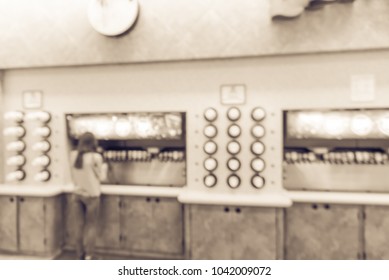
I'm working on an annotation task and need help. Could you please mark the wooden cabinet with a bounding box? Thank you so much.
[120,196,184,255]
[64,194,184,257]
[285,203,362,260]
[19,197,46,253]
[64,194,122,250]
[0,196,18,252]
[364,206,389,259]
[0,195,63,256]
[96,195,121,249]
[189,205,277,260]
[63,194,76,248]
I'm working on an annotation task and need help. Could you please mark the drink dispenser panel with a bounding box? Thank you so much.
[66,112,186,187]
[283,108,389,192]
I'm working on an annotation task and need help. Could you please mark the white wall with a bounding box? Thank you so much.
[0,0,387,68]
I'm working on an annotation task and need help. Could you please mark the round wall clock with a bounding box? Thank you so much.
[87,0,139,36]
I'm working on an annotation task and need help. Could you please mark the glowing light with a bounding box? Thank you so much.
[378,114,389,136]
[114,118,132,137]
[135,119,153,137]
[351,114,373,136]
[296,112,324,136]
[323,114,348,136]
[94,120,112,137]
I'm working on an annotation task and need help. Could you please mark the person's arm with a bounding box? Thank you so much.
[69,151,77,182]
[93,153,106,181]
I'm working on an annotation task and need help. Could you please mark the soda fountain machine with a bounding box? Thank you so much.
[283,108,389,192]
[66,112,186,187]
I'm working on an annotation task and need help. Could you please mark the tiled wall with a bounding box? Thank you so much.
[0,0,389,69]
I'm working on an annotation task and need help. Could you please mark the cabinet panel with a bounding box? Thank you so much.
[286,203,361,260]
[120,196,153,252]
[18,197,46,253]
[151,197,183,254]
[0,196,18,252]
[63,194,76,247]
[232,207,277,260]
[96,195,121,249]
[44,195,64,254]
[190,205,232,260]
[365,206,389,259]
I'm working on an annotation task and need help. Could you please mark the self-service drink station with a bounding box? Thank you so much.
[7,106,389,194]
[66,112,186,187]
[3,59,389,260]
[283,108,389,192]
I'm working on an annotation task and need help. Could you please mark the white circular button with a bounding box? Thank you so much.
[227,157,241,171]
[228,124,241,138]
[204,108,218,122]
[204,174,217,188]
[203,141,217,155]
[34,126,51,138]
[251,175,265,189]
[203,125,218,138]
[34,170,51,182]
[3,126,26,138]
[6,141,26,152]
[251,158,266,172]
[251,107,266,121]
[32,141,51,152]
[204,157,218,172]
[227,141,241,155]
[227,107,241,121]
[251,141,265,155]
[6,170,25,182]
[32,155,50,167]
[227,174,241,189]
[6,155,26,166]
[25,111,51,123]
[4,111,24,123]
[251,124,265,138]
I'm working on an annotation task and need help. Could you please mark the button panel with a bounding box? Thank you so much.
[3,111,27,182]
[200,106,267,190]
[203,108,218,187]
[250,107,266,189]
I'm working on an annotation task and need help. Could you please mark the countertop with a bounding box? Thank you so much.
[2,184,389,206]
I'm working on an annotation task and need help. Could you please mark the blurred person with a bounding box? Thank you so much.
[70,132,106,260]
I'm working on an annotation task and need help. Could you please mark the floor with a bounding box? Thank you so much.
[0,250,144,260]
[55,250,142,260]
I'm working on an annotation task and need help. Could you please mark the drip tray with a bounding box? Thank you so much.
[283,162,389,192]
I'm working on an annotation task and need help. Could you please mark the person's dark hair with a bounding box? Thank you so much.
[74,132,98,169]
